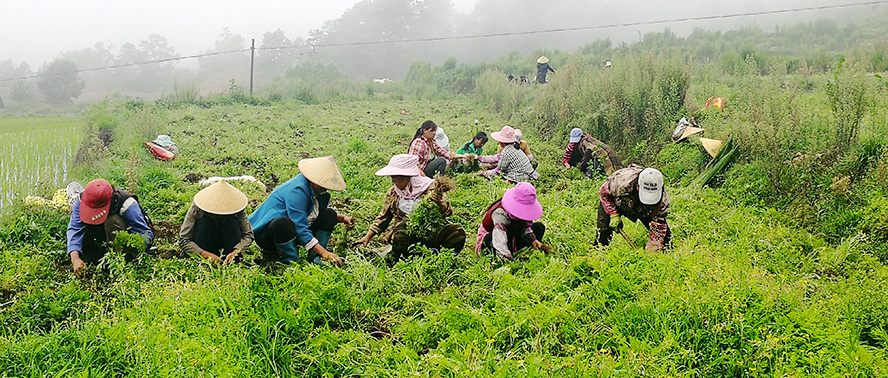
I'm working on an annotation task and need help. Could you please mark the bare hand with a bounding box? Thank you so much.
[201,251,223,264]
[339,215,356,230]
[563,162,571,169]
[532,240,543,250]
[322,251,343,267]
[71,256,86,276]
[224,249,240,265]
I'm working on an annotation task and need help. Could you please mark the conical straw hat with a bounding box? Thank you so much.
[537,56,549,64]
[699,138,724,157]
[298,156,346,191]
[676,126,704,142]
[194,181,248,215]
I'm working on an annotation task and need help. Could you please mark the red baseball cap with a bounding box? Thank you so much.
[80,179,113,225]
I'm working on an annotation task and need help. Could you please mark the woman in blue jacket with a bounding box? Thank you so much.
[249,156,354,265]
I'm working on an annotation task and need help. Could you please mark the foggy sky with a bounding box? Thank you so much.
[0,0,479,68]
[0,0,878,72]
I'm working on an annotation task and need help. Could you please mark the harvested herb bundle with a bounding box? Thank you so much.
[406,177,455,237]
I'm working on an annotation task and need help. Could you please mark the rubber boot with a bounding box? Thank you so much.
[307,231,332,265]
[276,238,300,263]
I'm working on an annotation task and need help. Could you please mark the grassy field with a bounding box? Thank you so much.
[0,92,886,376]
[0,116,81,214]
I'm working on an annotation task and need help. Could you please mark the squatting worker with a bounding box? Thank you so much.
[408,120,472,177]
[476,182,546,260]
[453,131,488,173]
[249,156,355,266]
[562,127,622,178]
[598,165,671,251]
[179,181,254,265]
[67,179,154,276]
[479,126,538,183]
[536,56,555,84]
[356,154,466,263]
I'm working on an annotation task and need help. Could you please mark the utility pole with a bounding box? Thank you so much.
[249,38,255,95]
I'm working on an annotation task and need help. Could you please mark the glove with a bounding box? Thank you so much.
[609,214,623,231]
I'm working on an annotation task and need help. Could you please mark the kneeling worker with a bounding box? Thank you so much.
[67,179,154,276]
[179,181,254,265]
[598,165,671,251]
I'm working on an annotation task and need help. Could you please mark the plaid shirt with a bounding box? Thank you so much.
[408,138,450,170]
[599,164,670,250]
[498,144,536,183]
[369,179,452,243]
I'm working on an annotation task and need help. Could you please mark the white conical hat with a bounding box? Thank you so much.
[194,181,248,215]
[699,138,724,157]
[537,56,549,64]
[298,156,346,191]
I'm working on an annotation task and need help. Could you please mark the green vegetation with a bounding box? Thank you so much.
[3,15,888,376]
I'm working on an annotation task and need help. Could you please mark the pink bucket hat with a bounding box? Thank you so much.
[375,154,422,176]
[502,182,543,221]
[491,126,517,144]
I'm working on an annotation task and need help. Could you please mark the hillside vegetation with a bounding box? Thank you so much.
[2,17,888,376]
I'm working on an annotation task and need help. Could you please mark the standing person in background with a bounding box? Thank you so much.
[408,120,471,177]
[536,56,555,84]
[179,181,253,265]
[249,156,355,266]
[67,179,154,276]
[562,127,623,178]
[598,165,671,251]
[476,182,545,261]
[454,132,489,173]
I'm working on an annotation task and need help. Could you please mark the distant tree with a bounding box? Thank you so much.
[257,29,304,82]
[37,59,85,105]
[198,28,251,91]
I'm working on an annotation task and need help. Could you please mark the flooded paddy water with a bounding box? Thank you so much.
[0,116,81,214]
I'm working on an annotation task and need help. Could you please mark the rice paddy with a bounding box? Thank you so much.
[0,116,81,214]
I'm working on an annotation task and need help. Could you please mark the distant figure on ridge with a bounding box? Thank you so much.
[536,56,555,84]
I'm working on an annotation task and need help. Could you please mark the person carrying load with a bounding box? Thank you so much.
[562,127,622,178]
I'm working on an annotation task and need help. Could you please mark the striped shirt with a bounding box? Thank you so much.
[408,138,449,170]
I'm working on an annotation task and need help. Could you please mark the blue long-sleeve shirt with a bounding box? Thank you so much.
[67,197,154,254]
[248,174,330,250]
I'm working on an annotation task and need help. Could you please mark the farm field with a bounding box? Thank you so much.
[1,88,887,376]
[0,116,81,214]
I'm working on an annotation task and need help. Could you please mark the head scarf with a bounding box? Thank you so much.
[394,176,434,201]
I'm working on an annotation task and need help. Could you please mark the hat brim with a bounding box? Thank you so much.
[375,165,421,177]
[298,157,347,191]
[193,181,248,215]
[502,189,543,221]
[639,189,662,205]
[80,201,111,225]
[491,131,516,144]
[569,136,581,143]
[676,127,704,142]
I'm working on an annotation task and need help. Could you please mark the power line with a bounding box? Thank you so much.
[260,0,888,50]
[0,49,249,83]
[2,0,886,83]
